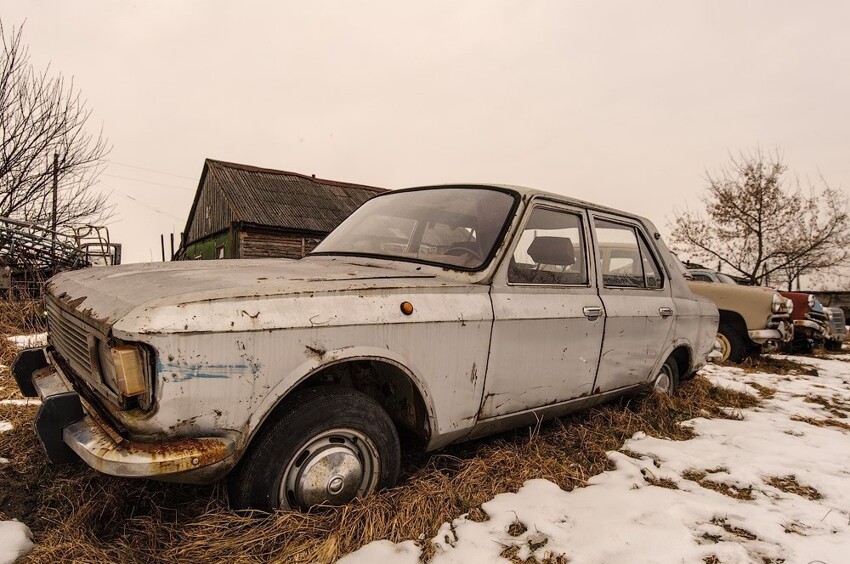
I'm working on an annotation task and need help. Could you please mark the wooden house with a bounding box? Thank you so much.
[177,159,385,260]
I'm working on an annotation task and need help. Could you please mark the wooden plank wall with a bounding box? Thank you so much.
[238,230,323,259]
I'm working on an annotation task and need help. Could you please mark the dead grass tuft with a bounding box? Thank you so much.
[0,301,767,563]
[739,356,817,376]
[507,519,528,537]
[683,470,755,501]
[766,476,822,500]
[790,415,850,431]
[710,517,758,540]
[746,381,776,399]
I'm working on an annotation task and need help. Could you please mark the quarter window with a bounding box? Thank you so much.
[594,219,664,289]
[508,207,588,285]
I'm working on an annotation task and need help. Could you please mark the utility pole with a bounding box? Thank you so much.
[169,233,174,261]
[160,234,166,262]
[51,153,58,270]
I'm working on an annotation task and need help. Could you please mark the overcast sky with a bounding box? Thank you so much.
[2,0,848,266]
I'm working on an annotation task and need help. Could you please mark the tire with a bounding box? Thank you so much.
[228,386,400,512]
[651,356,680,396]
[825,340,843,352]
[716,323,747,364]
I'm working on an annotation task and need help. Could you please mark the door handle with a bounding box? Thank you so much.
[583,306,604,320]
[659,307,674,318]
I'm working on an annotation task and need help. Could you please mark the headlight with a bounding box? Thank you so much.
[111,346,148,397]
[786,298,793,314]
[98,341,149,398]
[772,293,790,313]
[807,294,815,308]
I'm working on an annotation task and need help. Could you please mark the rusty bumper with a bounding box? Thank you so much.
[19,348,236,478]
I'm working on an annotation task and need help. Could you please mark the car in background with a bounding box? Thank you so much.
[683,268,793,363]
[824,307,847,351]
[780,292,830,353]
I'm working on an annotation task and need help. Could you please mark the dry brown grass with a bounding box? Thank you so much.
[0,296,765,563]
[739,355,817,376]
[682,470,755,501]
[745,381,776,400]
[790,415,850,431]
[765,475,822,500]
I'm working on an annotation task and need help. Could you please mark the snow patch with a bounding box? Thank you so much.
[0,521,34,564]
[340,356,850,563]
[6,333,47,348]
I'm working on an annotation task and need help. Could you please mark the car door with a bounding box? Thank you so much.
[480,201,604,419]
[590,214,675,392]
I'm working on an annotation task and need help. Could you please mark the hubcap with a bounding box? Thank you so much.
[279,429,380,510]
[713,333,731,363]
[654,364,673,394]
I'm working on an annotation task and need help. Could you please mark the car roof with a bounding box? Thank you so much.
[391,183,654,226]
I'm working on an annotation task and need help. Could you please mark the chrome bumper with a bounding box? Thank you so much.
[794,319,827,336]
[20,348,236,477]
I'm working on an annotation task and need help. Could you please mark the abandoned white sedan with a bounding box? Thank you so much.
[14,185,718,510]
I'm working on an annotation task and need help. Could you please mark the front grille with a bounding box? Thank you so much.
[45,297,93,379]
[830,309,846,333]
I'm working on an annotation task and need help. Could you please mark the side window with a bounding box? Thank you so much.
[508,207,588,285]
[638,235,664,289]
[594,219,664,289]
[691,273,712,282]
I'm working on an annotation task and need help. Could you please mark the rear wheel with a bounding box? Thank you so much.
[228,386,400,511]
[652,356,679,396]
[716,323,747,364]
[825,340,843,352]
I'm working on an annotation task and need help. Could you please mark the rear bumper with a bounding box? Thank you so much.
[13,347,236,478]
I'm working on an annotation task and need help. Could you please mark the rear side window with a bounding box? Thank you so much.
[594,218,664,289]
[509,207,588,285]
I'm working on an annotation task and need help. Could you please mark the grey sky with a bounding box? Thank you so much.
[2,0,849,265]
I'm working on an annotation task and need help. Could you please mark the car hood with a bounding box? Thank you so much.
[47,257,460,330]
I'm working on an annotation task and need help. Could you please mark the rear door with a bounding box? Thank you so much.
[590,214,675,392]
[481,201,604,418]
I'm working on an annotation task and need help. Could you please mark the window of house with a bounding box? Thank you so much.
[508,207,588,285]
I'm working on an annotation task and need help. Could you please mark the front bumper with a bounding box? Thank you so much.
[748,319,793,345]
[793,319,827,339]
[13,347,236,478]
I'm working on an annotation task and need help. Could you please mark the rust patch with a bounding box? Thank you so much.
[127,437,230,468]
[305,345,327,359]
[470,363,478,385]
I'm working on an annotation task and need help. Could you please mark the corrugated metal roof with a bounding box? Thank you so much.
[199,159,386,235]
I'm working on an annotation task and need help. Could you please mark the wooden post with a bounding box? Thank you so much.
[170,233,175,261]
[160,234,166,262]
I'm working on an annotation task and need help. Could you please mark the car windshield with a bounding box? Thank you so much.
[311,187,517,270]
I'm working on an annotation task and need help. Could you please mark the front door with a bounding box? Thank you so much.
[590,215,675,392]
[480,201,604,419]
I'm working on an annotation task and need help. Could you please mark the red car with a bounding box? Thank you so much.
[780,291,829,351]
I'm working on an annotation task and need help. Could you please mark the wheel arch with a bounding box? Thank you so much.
[243,349,437,461]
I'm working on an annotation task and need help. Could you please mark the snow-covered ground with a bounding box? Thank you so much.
[342,355,850,564]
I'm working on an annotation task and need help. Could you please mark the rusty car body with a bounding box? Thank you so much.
[14,184,718,510]
[781,291,830,352]
[683,269,793,363]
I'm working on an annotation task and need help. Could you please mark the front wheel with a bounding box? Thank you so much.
[228,386,401,511]
[716,323,747,364]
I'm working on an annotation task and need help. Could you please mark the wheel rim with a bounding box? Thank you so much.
[279,428,380,510]
[653,364,673,394]
[714,333,731,362]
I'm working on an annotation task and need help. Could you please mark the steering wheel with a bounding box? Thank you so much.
[444,244,484,262]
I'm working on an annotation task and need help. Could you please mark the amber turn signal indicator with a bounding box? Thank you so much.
[111,345,147,397]
[400,301,414,315]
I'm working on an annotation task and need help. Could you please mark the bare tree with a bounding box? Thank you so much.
[671,149,850,288]
[0,20,111,231]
